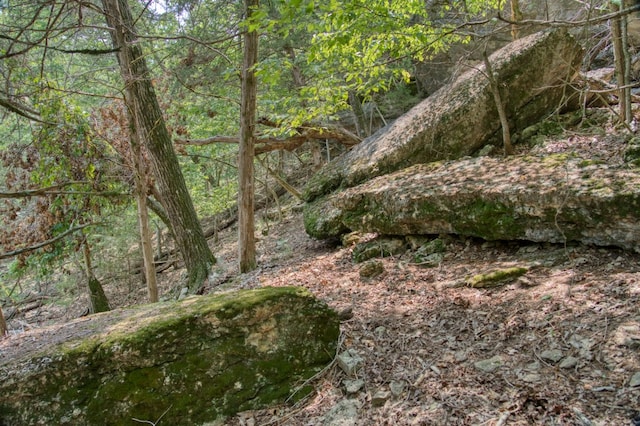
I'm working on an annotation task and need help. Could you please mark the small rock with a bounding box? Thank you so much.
[540,349,563,363]
[359,260,385,279]
[371,390,391,407]
[474,356,503,373]
[454,351,468,363]
[613,322,640,348]
[559,356,579,369]
[525,361,540,371]
[178,287,189,300]
[343,378,365,394]
[521,373,541,383]
[389,380,405,398]
[374,326,386,338]
[337,349,364,376]
[353,237,406,263]
[323,399,361,426]
[630,372,640,388]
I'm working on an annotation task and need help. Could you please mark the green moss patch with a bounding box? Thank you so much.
[467,267,529,288]
[0,287,339,426]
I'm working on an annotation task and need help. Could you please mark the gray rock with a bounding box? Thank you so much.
[540,349,564,363]
[323,399,361,426]
[630,372,640,388]
[359,260,385,279]
[326,156,640,252]
[559,356,579,369]
[474,356,504,373]
[0,287,339,426]
[371,390,392,407]
[389,380,406,397]
[337,349,365,376]
[613,322,640,348]
[352,236,406,263]
[304,30,583,205]
[343,378,365,394]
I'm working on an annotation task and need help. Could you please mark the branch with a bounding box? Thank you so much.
[0,96,51,124]
[0,223,98,260]
[0,182,128,199]
[174,122,362,154]
[496,3,640,28]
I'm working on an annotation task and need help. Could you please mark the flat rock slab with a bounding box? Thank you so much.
[303,29,583,202]
[0,287,339,426]
[309,155,640,251]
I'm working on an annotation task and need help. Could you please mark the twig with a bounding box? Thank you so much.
[131,404,172,425]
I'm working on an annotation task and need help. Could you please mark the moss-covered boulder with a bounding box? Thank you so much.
[303,29,583,203]
[324,155,640,251]
[0,287,339,425]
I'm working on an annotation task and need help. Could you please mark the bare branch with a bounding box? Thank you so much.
[0,182,128,199]
[0,223,98,260]
[175,121,362,154]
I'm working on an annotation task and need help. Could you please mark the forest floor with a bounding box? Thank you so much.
[3,108,640,425]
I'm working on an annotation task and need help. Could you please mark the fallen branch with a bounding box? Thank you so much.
[175,122,362,155]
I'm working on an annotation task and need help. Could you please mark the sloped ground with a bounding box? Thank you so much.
[2,108,640,425]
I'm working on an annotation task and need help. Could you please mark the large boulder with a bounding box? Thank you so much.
[303,29,583,204]
[0,287,339,426]
[322,155,640,251]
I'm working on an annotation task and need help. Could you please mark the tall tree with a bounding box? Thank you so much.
[100,0,215,292]
[238,0,259,273]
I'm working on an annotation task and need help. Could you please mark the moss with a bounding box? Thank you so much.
[0,287,339,426]
[455,199,521,240]
[467,267,528,288]
[352,237,406,263]
[303,196,349,239]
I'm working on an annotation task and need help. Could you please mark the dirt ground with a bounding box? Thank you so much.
[3,108,640,425]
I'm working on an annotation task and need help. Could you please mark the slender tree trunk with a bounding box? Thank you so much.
[0,304,7,337]
[348,91,367,138]
[238,0,259,273]
[131,130,158,302]
[82,240,110,313]
[510,0,522,40]
[101,0,215,291]
[483,51,513,156]
[611,1,632,124]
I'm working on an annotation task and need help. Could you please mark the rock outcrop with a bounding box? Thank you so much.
[303,29,583,204]
[0,287,339,426]
[311,155,640,251]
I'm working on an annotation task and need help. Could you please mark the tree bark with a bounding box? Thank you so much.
[611,1,632,124]
[509,0,522,40]
[0,304,7,337]
[100,0,215,291]
[483,51,513,156]
[131,128,158,302]
[82,240,110,314]
[238,0,259,273]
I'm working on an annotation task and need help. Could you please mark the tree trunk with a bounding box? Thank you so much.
[0,304,7,337]
[100,0,215,292]
[611,1,632,124]
[131,129,158,302]
[238,0,259,273]
[510,0,522,40]
[348,91,367,137]
[82,240,110,314]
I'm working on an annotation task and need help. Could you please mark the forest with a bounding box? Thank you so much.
[2,0,640,424]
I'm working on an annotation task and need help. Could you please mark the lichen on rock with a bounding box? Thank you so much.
[0,287,339,426]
